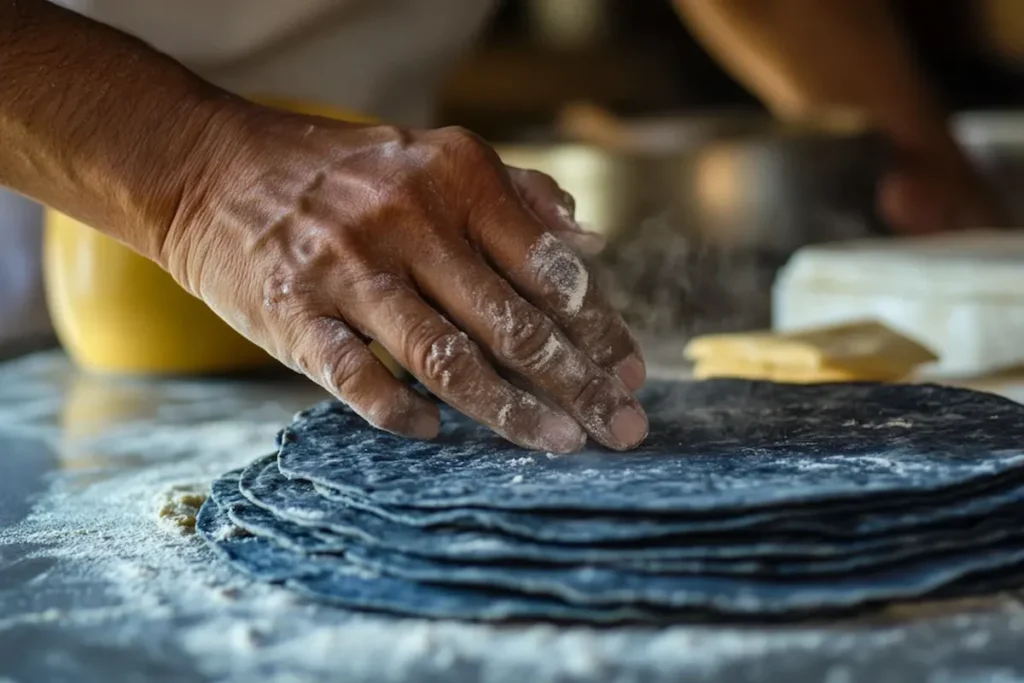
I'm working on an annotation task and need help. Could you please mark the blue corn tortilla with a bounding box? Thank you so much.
[277,380,1024,513]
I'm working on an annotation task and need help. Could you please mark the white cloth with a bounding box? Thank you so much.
[2,0,495,347]
[52,0,495,126]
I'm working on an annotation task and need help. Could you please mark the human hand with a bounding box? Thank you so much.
[161,103,647,453]
[877,144,1006,235]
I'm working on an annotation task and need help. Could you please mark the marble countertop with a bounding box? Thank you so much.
[4,350,1024,683]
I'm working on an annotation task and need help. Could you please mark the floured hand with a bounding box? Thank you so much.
[161,102,647,453]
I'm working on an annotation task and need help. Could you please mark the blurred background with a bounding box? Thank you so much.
[439,0,1024,137]
[423,1,1024,362]
[425,0,1024,365]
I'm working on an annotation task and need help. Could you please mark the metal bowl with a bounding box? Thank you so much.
[497,115,886,248]
[495,119,886,343]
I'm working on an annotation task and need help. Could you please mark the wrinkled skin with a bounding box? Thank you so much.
[163,104,648,453]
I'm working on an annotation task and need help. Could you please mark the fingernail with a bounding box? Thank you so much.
[609,406,649,449]
[410,411,441,440]
[539,412,586,453]
[616,354,647,392]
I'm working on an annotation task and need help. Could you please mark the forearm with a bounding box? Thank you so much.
[675,0,951,151]
[0,0,234,263]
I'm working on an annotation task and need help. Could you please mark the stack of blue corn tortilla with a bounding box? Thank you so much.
[198,379,1024,622]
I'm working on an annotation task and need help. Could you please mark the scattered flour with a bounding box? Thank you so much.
[842,419,915,430]
[497,404,513,429]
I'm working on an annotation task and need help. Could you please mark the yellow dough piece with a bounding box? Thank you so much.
[44,213,274,375]
[685,320,937,383]
[692,360,903,384]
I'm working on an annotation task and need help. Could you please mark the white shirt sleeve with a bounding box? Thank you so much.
[49,0,351,66]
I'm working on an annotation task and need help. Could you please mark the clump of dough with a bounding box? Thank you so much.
[155,485,208,535]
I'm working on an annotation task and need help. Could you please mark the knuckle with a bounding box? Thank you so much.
[435,126,494,166]
[262,269,304,313]
[402,315,444,366]
[377,124,414,148]
[290,226,336,267]
[436,125,480,144]
[585,322,630,368]
[572,307,631,368]
[362,125,418,166]
[267,302,320,364]
[498,311,560,370]
[411,327,477,390]
[569,373,616,420]
[323,341,369,398]
[288,317,363,393]
[290,349,312,375]
[259,264,328,336]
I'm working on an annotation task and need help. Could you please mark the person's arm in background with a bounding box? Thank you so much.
[674,0,1004,234]
[0,0,650,453]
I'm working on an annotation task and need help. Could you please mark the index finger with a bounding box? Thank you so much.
[470,178,647,392]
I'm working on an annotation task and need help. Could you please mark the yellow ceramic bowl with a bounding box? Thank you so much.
[44,98,386,375]
[44,215,272,375]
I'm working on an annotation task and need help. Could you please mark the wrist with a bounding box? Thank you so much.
[154,93,261,289]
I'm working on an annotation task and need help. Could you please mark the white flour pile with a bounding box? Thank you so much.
[2,354,1024,682]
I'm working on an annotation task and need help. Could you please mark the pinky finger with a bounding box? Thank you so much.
[296,316,440,439]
